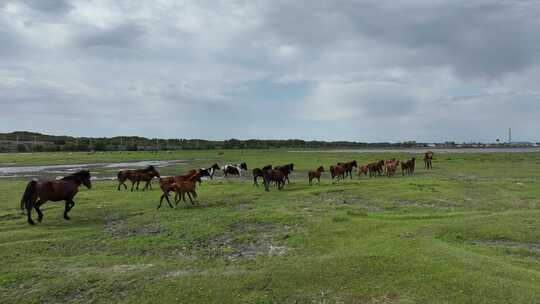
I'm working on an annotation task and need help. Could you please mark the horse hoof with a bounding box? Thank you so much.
[64,216,70,220]
[37,217,43,223]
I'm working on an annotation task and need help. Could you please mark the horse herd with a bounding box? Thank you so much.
[19,152,434,225]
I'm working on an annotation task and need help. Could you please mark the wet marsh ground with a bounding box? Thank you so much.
[1,150,540,303]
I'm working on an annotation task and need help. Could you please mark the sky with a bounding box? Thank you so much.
[1,0,540,142]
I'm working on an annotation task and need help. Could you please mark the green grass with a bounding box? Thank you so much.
[2,150,540,303]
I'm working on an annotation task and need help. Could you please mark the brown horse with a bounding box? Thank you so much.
[117,165,160,191]
[20,170,92,225]
[158,169,205,209]
[262,168,285,192]
[424,151,434,170]
[367,160,385,177]
[308,166,324,185]
[357,164,369,177]
[329,165,346,183]
[401,157,416,175]
[337,160,357,179]
[385,159,400,177]
[275,163,294,183]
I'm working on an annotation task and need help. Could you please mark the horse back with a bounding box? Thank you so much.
[37,180,79,201]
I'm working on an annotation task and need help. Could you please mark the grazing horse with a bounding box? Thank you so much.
[357,164,369,177]
[117,165,160,191]
[222,162,248,177]
[337,160,357,179]
[262,168,285,192]
[329,165,346,183]
[20,170,92,225]
[308,166,324,185]
[157,169,207,209]
[401,158,416,176]
[424,151,434,170]
[368,160,385,177]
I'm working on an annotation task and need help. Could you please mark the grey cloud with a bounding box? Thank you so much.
[20,0,73,15]
[74,24,147,49]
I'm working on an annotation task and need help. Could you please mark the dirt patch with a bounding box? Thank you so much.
[470,240,540,252]
[314,193,384,212]
[191,222,289,261]
[105,214,161,238]
[66,263,154,274]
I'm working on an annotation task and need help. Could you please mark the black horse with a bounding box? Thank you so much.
[20,170,92,225]
[252,165,272,186]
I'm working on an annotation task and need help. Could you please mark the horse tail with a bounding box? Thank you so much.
[20,180,37,210]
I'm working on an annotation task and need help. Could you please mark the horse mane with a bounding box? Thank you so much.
[61,170,90,182]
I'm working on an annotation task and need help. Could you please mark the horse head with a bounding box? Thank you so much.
[240,162,248,170]
[318,166,325,172]
[79,170,92,189]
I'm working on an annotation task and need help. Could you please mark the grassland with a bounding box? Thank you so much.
[2,150,540,303]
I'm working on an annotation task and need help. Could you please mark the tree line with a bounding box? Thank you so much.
[0,131,425,152]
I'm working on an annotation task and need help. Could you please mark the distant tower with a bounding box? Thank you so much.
[508,128,512,144]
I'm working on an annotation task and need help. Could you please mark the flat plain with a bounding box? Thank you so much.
[1,150,540,303]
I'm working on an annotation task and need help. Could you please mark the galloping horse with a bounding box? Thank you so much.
[368,160,385,177]
[424,151,434,170]
[157,169,208,209]
[385,159,400,177]
[222,162,248,177]
[117,165,160,191]
[308,166,324,185]
[274,163,294,183]
[262,168,285,192]
[329,165,346,183]
[357,164,369,177]
[253,165,272,186]
[201,163,220,179]
[20,170,92,225]
[337,160,357,179]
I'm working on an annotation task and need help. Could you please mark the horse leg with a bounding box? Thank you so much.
[26,203,35,225]
[63,200,74,220]
[34,199,46,223]
[142,180,149,191]
[158,194,165,209]
[130,181,136,192]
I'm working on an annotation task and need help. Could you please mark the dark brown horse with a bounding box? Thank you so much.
[20,170,92,225]
[337,160,357,179]
[308,166,324,185]
[424,151,434,170]
[263,168,285,192]
[401,157,416,175]
[368,160,385,177]
[274,163,294,183]
[329,165,346,183]
[117,165,160,191]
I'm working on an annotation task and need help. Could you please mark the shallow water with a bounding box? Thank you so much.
[0,160,187,180]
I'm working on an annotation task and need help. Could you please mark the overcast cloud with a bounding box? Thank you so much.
[1,0,539,142]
